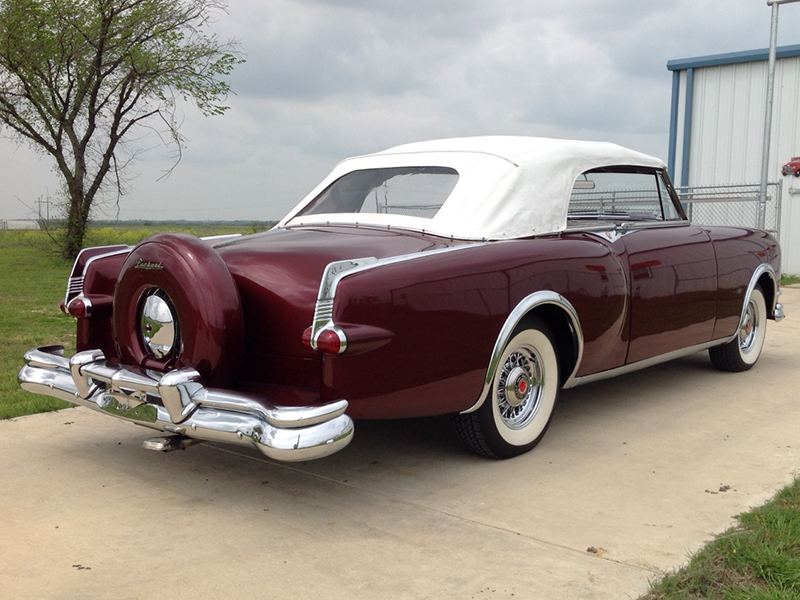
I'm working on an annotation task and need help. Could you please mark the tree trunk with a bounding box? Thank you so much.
[62,193,87,261]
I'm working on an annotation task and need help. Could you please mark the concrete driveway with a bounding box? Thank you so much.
[2,288,798,600]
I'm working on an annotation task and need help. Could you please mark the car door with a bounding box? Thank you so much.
[622,224,717,363]
[569,167,718,365]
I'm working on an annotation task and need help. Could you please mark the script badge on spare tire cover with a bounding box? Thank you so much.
[140,289,178,359]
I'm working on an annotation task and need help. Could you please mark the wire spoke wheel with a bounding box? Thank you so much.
[455,317,559,459]
[496,349,543,430]
[710,284,767,372]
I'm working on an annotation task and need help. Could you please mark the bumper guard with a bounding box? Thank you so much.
[18,346,354,462]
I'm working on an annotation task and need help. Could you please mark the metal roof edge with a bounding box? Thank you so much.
[666,43,800,71]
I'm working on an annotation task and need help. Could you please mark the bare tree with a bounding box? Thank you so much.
[0,0,242,259]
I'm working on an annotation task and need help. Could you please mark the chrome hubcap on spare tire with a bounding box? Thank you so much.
[140,289,179,359]
[496,348,543,429]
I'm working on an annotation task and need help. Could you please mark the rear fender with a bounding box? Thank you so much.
[461,291,583,414]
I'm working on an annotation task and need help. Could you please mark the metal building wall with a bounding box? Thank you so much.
[668,44,800,188]
[667,45,800,275]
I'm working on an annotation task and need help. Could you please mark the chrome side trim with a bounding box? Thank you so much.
[462,291,584,414]
[564,219,690,235]
[311,258,378,349]
[565,224,616,234]
[617,219,690,230]
[65,275,84,304]
[563,339,723,389]
[201,233,242,243]
[64,246,131,306]
[310,243,487,348]
[64,236,238,306]
[19,347,353,462]
[741,263,780,326]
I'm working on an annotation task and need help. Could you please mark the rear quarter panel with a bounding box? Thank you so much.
[325,235,629,418]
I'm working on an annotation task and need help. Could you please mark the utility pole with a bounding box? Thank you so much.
[759,0,800,229]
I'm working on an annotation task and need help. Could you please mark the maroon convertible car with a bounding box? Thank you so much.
[20,137,784,461]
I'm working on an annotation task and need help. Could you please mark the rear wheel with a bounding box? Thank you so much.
[455,319,559,459]
[709,285,767,372]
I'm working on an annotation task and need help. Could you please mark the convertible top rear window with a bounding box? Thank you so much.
[297,167,459,219]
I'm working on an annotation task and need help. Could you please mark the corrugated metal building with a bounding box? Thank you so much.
[667,44,800,275]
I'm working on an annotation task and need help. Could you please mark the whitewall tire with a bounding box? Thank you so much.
[709,285,767,372]
[456,319,559,458]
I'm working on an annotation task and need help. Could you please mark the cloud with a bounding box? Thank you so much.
[225,0,498,101]
[1,0,796,221]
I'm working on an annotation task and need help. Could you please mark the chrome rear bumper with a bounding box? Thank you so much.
[18,346,353,462]
[774,289,785,322]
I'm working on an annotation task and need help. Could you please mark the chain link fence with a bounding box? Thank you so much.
[0,220,41,230]
[675,182,782,239]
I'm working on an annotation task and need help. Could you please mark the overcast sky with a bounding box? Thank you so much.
[2,0,799,222]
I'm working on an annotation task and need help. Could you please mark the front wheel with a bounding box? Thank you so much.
[709,285,767,372]
[455,319,559,459]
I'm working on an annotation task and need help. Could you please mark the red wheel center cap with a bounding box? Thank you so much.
[517,379,528,394]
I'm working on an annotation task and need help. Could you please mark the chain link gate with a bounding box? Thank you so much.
[675,182,782,240]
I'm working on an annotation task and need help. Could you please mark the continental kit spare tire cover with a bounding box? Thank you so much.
[114,233,244,387]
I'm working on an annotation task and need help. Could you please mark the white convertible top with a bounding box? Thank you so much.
[278,136,665,240]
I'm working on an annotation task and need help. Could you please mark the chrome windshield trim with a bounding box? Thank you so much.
[462,291,584,414]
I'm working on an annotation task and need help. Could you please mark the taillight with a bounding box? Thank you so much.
[66,296,93,318]
[302,326,347,355]
[316,329,344,355]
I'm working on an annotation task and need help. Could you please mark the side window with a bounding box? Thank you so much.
[656,172,682,220]
[569,167,682,222]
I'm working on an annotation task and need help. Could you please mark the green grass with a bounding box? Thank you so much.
[781,274,800,286]
[641,479,800,599]
[1,224,253,419]
[0,231,76,418]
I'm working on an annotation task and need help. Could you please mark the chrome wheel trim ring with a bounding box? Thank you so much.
[496,347,543,430]
[739,299,758,354]
[140,289,179,359]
